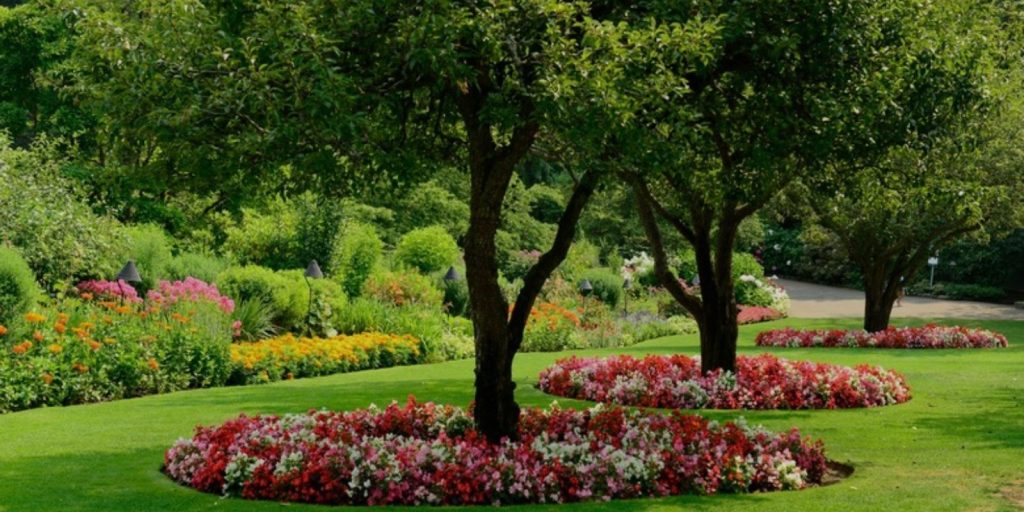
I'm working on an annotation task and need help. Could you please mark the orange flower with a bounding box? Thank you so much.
[41,373,54,385]
[33,330,44,342]
[72,362,89,373]
[57,313,69,322]
[79,322,95,331]
[11,341,31,355]
[115,306,131,315]
[147,358,160,371]
[48,344,63,354]
[0,325,7,336]
[24,312,46,324]
[54,323,66,334]
[80,292,94,301]
[87,339,101,351]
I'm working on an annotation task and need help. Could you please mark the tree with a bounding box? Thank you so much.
[57,0,661,441]
[614,0,991,372]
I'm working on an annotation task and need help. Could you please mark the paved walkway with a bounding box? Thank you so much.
[779,279,1024,320]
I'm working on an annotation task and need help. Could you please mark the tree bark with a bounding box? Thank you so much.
[863,270,899,332]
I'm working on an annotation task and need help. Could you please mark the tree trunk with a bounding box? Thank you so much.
[464,187,521,443]
[863,273,898,332]
[696,298,738,373]
[694,221,739,373]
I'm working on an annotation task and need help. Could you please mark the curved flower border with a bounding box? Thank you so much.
[755,325,1009,349]
[165,398,828,506]
[538,354,910,410]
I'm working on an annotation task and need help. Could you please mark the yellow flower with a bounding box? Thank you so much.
[25,312,46,324]
[48,344,63,354]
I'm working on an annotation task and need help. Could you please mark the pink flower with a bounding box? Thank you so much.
[164,397,828,505]
[146,278,235,313]
[754,325,1008,349]
[76,280,142,303]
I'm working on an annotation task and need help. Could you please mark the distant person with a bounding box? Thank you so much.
[896,276,906,307]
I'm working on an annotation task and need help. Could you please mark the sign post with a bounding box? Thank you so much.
[927,257,939,287]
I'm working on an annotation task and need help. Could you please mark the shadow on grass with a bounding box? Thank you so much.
[912,387,1024,450]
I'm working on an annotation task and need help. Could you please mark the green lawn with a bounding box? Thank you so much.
[1,317,1022,511]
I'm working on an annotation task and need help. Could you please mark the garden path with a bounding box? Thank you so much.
[779,279,1024,320]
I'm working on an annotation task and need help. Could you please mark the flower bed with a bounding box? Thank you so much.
[755,325,1009,349]
[0,298,233,413]
[538,354,909,409]
[738,306,785,325]
[165,398,828,505]
[229,332,423,384]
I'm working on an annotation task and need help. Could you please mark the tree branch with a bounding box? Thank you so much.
[508,170,602,351]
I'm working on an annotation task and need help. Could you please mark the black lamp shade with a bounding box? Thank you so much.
[623,277,633,289]
[116,261,142,283]
[304,260,324,279]
[579,279,593,293]
[443,266,460,282]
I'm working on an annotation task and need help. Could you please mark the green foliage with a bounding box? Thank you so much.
[277,269,347,337]
[230,299,277,342]
[677,250,764,282]
[123,224,172,293]
[440,273,470,317]
[165,252,231,283]
[394,181,469,241]
[215,266,305,331]
[222,199,300,270]
[330,223,383,297]
[332,298,472,363]
[394,226,459,274]
[0,138,128,290]
[294,193,346,271]
[909,282,1007,302]
[0,246,41,326]
[558,240,601,283]
[580,268,623,308]
[735,279,775,308]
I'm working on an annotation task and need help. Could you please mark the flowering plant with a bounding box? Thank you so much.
[738,306,785,325]
[146,277,235,314]
[519,302,583,352]
[538,353,910,409]
[736,275,790,314]
[75,280,142,303]
[229,332,422,384]
[756,325,1009,349]
[1,298,233,413]
[165,397,828,506]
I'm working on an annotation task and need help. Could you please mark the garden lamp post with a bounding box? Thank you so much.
[579,279,593,317]
[443,266,460,283]
[304,260,323,317]
[115,260,141,303]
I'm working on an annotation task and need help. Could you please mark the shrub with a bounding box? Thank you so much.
[364,270,443,308]
[0,138,128,289]
[440,272,470,317]
[165,252,231,283]
[557,240,601,282]
[737,306,785,324]
[230,299,277,342]
[394,181,469,240]
[676,249,764,282]
[539,353,911,410]
[222,199,300,269]
[394,225,460,274]
[911,282,1006,302]
[330,223,383,297]
[124,224,173,293]
[294,193,345,270]
[76,280,142,303]
[278,269,347,336]
[580,268,623,308]
[165,399,828,506]
[0,246,41,326]
[215,266,306,331]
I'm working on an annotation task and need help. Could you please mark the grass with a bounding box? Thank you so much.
[1,317,1023,511]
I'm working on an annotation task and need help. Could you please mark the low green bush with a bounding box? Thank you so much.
[215,265,306,331]
[677,249,764,283]
[124,224,173,292]
[331,222,383,297]
[912,282,1007,302]
[394,225,460,274]
[165,252,231,283]
[231,299,278,341]
[0,246,41,326]
[222,199,300,269]
[580,268,624,308]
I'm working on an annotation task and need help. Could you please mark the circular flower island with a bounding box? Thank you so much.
[538,354,910,409]
[165,398,832,505]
